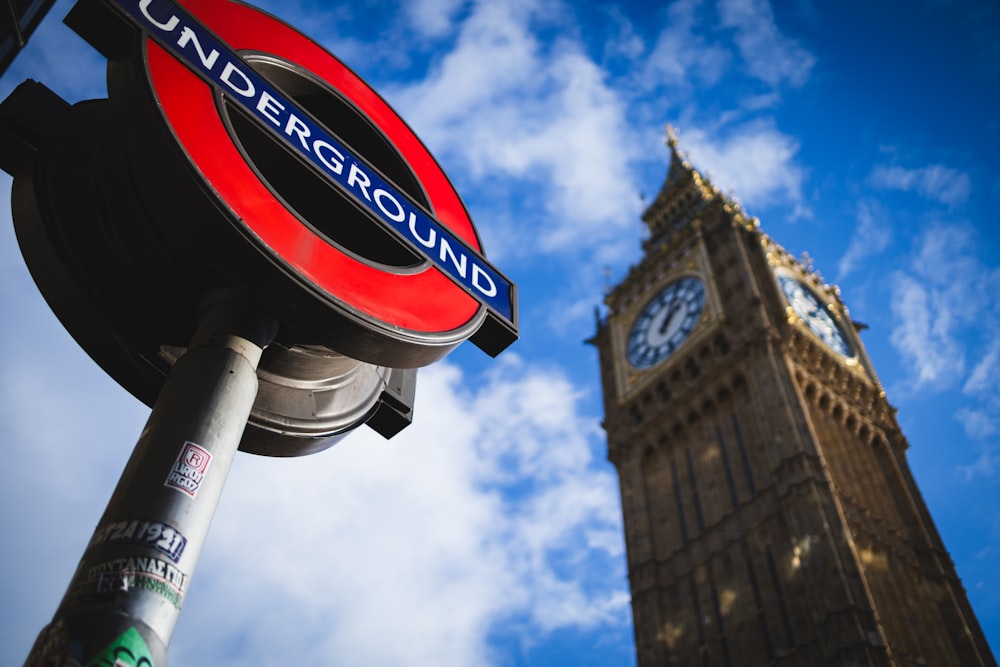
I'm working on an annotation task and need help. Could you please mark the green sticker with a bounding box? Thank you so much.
[84,627,154,667]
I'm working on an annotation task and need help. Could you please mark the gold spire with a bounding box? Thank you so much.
[641,125,716,247]
[665,124,680,150]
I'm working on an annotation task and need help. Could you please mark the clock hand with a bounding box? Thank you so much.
[659,302,682,335]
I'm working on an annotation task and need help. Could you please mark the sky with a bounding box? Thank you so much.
[0,0,998,664]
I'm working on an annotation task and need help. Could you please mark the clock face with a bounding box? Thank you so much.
[778,275,853,357]
[626,277,706,369]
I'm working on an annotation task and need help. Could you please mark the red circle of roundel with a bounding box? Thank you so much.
[146,0,481,333]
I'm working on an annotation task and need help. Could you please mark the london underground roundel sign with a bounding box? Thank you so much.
[67,0,517,367]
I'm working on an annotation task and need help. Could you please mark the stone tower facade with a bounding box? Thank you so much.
[591,132,996,666]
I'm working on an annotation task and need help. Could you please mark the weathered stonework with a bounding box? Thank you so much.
[592,133,997,667]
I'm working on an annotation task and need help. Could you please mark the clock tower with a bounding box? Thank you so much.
[592,131,996,666]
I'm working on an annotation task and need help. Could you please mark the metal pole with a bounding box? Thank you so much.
[25,291,277,666]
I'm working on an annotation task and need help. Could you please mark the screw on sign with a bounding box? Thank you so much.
[1,0,517,663]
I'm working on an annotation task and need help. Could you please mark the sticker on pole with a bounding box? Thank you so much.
[90,519,188,562]
[84,627,154,667]
[164,442,212,498]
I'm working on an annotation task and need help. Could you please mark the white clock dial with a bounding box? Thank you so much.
[626,277,706,369]
[778,275,852,357]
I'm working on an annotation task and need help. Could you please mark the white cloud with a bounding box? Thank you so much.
[0,345,628,664]
[889,223,1000,393]
[886,223,1000,479]
[838,201,892,280]
[965,339,1000,395]
[957,448,1000,481]
[0,250,152,653]
[957,407,999,440]
[404,0,469,38]
[643,0,730,89]
[910,224,996,323]
[383,0,640,261]
[679,121,807,214]
[956,341,1000,480]
[157,358,629,665]
[889,271,965,389]
[717,0,815,87]
[870,164,972,206]
[601,6,646,62]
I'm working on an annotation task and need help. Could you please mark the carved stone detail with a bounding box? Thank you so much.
[594,136,997,667]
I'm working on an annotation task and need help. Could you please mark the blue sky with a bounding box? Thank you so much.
[1,0,998,664]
